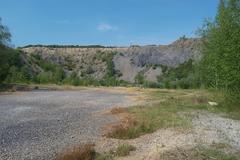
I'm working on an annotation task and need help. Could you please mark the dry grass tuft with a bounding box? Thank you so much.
[106,116,137,139]
[56,143,95,160]
[104,108,137,139]
[192,95,209,104]
[110,107,127,114]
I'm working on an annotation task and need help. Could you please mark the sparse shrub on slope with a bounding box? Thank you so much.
[134,72,145,85]
[30,54,65,84]
[157,59,201,89]
[0,44,33,84]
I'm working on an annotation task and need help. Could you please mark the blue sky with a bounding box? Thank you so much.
[0,0,219,47]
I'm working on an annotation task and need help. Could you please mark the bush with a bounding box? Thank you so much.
[56,144,96,160]
[113,144,136,157]
[134,72,144,84]
[157,59,201,89]
[35,72,54,84]
[54,67,65,83]
[0,46,22,82]
[143,81,162,88]
[96,51,117,78]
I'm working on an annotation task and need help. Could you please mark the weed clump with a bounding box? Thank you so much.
[113,144,136,157]
[56,143,95,160]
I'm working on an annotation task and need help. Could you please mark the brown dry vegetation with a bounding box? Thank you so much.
[109,107,127,114]
[56,144,95,160]
[104,107,137,139]
[56,142,136,160]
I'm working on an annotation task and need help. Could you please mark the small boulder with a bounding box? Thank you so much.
[208,101,218,106]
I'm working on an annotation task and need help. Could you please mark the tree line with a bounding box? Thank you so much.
[20,44,117,49]
[198,0,240,102]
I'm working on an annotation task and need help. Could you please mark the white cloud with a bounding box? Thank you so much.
[97,23,117,31]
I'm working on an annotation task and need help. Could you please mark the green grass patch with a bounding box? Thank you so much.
[108,89,240,139]
[95,144,135,160]
[95,152,114,160]
[112,144,136,157]
[150,89,240,120]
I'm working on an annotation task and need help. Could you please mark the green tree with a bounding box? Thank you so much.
[54,67,65,83]
[0,46,21,82]
[135,72,145,84]
[0,18,11,46]
[36,72,54,84]
[199,0,240,100]
[5,66,30,83]
[20,66,32,81]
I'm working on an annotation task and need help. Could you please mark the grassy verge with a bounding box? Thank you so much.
[55,142,239,160]
[56,141,239,160]
[96,144,135,160]
[108,89,240,139]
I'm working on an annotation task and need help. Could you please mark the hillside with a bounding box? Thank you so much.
[20,38,202,84]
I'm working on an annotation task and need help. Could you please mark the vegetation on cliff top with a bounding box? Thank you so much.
[20,44,118,49]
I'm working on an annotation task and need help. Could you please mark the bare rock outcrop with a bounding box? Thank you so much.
[21,38,201,83]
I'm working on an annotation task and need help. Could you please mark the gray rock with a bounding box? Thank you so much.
[21,38,202,83]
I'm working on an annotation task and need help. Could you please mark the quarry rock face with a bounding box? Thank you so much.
[21,38,201,83]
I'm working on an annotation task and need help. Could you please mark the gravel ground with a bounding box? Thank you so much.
[0,89,137,160]
[96,111,240,160]
[193,111,240,149]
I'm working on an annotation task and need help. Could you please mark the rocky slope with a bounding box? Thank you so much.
[21,38,202,83]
